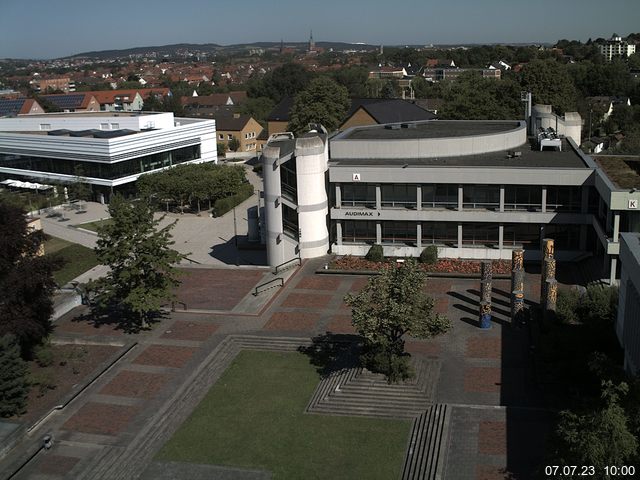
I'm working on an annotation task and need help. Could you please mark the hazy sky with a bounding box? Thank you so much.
[1,0,638,59]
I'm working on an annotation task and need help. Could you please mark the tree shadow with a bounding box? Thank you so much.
[209,235,267,266]
[298,333,362,378]
[71,303,167,334]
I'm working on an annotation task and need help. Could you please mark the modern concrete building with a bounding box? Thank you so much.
[261,106,640,285]
[0,111,216,201]
[617,232,640,375]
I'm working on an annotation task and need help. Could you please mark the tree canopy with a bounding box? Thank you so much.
[287,76,350,134]
[0,201,60,356]
[0,334,29,417]
[344,260,451,382]
[519,59,578,114]
[90,196,185,330]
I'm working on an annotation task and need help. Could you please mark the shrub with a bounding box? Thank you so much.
[365,244,384,262]
[419,245,438,265]
[0,335,29,417]
[557,289,581,324]
[584,284,618,325]
[33,342,54,367]
[212,183,254,217]
[29,371,56,397]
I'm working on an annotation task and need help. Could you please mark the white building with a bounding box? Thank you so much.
[599,34,636,62]
[0,111,216,201]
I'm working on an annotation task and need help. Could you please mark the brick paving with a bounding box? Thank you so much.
[161,320,219,341]
[478,421,507,455]
[6,258,558,480]
[174,268,265,310]
[100,370,171,399]
[133,345,198,368]
[464,366,502,393]
[63,402,139,436]
[280,292,333,309]
[264,311,321,332]
[35,454,80,476]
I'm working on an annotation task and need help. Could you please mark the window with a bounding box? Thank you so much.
[463,185,500,210]
[546,186,581,212]
[422,184,457,209]
[504,186,542,211]
[283,204,298,239]
[100,123,109,130]
[382,221,416,245]
[280,159,297,201]
[462,223,499,247]
[381,184,416,208]
[110,123,119,130]
[503,224,541,249]
[342,220,377,244]
[219,134,223,140]
[39,124,51,130]
[422,222,458,246]
[342,184,376,208]
[228,134,233,140]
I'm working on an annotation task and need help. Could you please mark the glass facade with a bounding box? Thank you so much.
[0,145,200,180]
[381,221,416,244]
[280,159,297,202]
[422,222,458,246]
[462,223,499,246]
[546,186,581,212]
[544,224,581,250]
[463,185,500,210]
[421,184,457,208]
[503,224,541,249]
[342,184,376,208]
[504,186,542,211]
[343,220,376,243]
[381,184,416,208]
[282,204,298,239]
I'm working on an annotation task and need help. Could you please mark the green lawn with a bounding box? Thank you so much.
[76,218,112,232]
[44,237,99,286]
[157,350,410,479]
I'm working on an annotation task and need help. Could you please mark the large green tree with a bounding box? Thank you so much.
[0,201,60,356]
[344,260,451,382]
[519,59,578,114]
[287,77,350,134]
[91,196,185,330]
[0,334,29,417]
[552,381,637,474]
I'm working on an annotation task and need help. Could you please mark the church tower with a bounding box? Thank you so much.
[308,30,316,53]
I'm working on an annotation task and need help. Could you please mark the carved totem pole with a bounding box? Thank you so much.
[479,260,493,328]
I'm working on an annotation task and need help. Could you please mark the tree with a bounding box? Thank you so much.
[344,260,451,382]
[288,77,350,134]
[518,59,578,113]
[228,137,241,152]
[380,79,398,99]
[332,66,369,97]
[0,201,60,356]
[91,195,185,330]
[69,165,92,203]
[553,381,637,473]
[238,96,275,125]
[0,335,29,417]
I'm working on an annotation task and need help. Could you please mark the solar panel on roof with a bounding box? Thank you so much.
[0,99,25,116]
[45,94,84,109]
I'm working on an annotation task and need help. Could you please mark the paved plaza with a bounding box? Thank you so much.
[1,258,553,480]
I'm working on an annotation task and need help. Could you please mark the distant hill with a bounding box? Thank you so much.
[64,41,381,60]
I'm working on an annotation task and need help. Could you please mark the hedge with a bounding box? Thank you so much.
[212,183,254,217]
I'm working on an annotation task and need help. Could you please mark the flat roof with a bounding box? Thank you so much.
[331,139,589,169]
[594,156,640,189]
[342,120,521,140]
[11,111,163,118]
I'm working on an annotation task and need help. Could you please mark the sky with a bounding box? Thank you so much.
[1,0,639,59]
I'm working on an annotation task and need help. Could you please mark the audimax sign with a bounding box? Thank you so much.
[343,211,381,217]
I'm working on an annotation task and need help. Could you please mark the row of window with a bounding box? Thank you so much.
[0,145,200,180]
[339,221,581,250]
[340,184,583,212]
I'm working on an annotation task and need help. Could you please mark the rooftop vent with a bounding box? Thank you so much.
[384,124,401,130]
[507,151,522,158]
[400,123,417,129]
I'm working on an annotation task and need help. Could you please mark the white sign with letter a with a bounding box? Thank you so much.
[352,173,361,182]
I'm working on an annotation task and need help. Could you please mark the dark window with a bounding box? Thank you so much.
[342,183,376,207]
[422,184,457,208]
[421,222,458,246]
[381,221,416,245]
[462,223,499,247]
[280,159,297,202]
[463,185,500,210]
[504,186,542,211]
[544,224,581,250]
[381,184,416,208]
[503,223,541,249]
[282,204,298,239]
[0,145,200,180]
[546,186,581,212]
[342,220,377,244]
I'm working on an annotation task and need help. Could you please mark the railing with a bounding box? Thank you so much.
[274,256,301,274]
[253,277,284,296]
[381,201,417,208]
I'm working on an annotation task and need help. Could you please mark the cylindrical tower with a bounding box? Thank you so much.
[294,135,329,259]
[262,143,285,267]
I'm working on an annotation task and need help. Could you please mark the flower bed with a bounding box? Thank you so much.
[330,255,512,275]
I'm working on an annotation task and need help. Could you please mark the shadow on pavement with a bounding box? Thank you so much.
[209,235,267,266]
[298,333,362,378]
